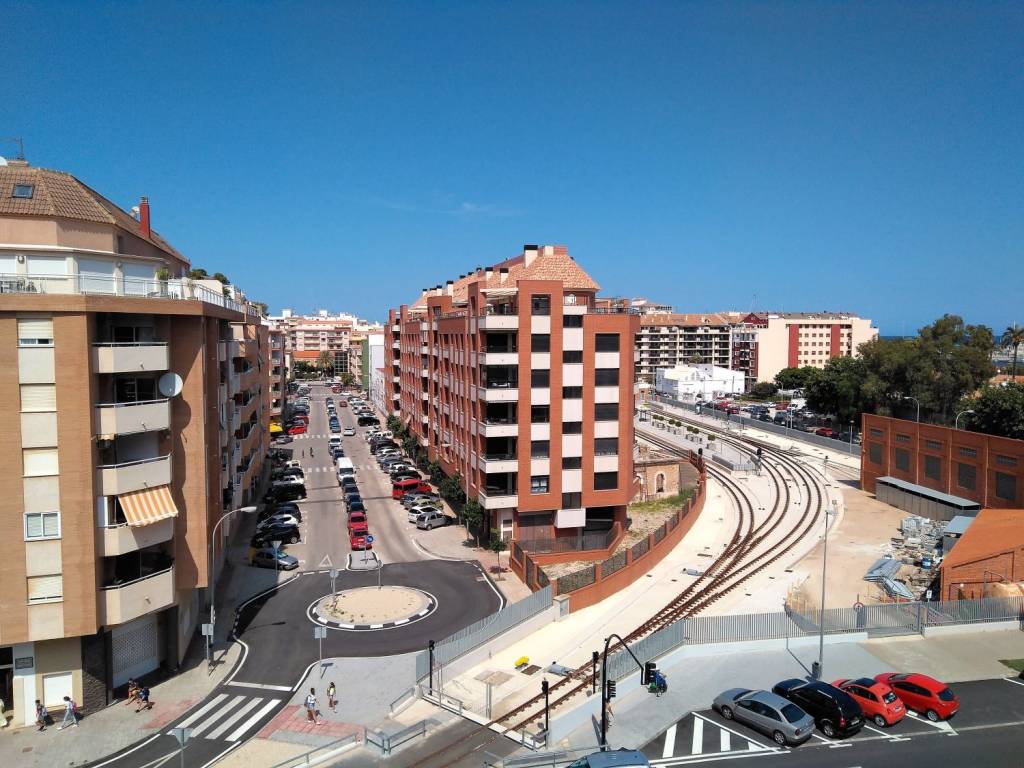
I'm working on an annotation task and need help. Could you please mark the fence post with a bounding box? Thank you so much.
[916,601,924,634]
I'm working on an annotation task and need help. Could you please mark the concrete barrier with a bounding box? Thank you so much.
[922,619,1023,637]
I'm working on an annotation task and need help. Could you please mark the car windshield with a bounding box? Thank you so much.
[937,688,955,702]
[781,704,805,723]
[882,691,898,705]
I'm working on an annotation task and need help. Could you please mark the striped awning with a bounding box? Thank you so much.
[118,485,180,527]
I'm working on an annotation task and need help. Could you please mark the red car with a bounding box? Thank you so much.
[287,424,307,435]
[347,513,368,536]
[349,532,372,550]
[832,678,905,727]
[815,427,836,438]
[874,673,958,721]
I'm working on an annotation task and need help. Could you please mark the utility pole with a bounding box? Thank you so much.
[815,499,838,679]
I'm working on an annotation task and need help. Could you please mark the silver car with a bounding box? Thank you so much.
[712,688,814,746]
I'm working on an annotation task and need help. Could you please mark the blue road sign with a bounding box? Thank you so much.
[365,534,375,543]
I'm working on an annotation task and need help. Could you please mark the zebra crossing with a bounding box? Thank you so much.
[644,713,781,765]
[298,464,378,473]
[170,690,282,743]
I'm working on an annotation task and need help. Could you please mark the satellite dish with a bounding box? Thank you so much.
[158,372,183,397]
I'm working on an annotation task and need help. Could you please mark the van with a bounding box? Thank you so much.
[392,478,432,499]
[335,457,355,482]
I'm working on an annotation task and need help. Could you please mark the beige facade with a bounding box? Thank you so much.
[753,312,878,383]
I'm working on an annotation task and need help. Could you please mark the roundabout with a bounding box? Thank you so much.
[308,585,438,630]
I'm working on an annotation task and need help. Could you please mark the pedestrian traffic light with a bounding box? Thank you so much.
[541,679,549,695]
[606,680,617,700]
[643,662,657,686]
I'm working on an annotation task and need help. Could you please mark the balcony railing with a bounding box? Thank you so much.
[95,398,170,436]
[92,342,169,374]
[100,564,175,626]
[0,273,243,312]
[99,517,174,557]
[97,454,172,496]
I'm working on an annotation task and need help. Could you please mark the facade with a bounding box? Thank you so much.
[0,160,268,726]
[749,311,878,383]
[268,309,383,379]
[636,313,741,384]
[861,415,1024,509]
[369,366,386,415]
[654,364,744,401]
[939,509,1024,600]
[347,330,383,392]
[385,244,640,546]
[268,328,286,428]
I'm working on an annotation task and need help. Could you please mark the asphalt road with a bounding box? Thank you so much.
[639,677,1024,767]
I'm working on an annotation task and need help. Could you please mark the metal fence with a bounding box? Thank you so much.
[268,733,360,767]
[555,565,596,594]
[606,595,1024,681]
[600,550,627,577]
[415,586,553,680]
[520,528,617,554]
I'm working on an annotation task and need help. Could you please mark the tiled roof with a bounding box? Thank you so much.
[942,509,1024,568]
[640,312,745,327]
[0,164,188,265]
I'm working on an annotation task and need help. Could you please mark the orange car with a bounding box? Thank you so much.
[831,678,905,727]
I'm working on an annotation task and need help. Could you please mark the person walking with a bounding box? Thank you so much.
[125,679,140,707]
[310,446,314,458]
[58,696,78,729]
[35,700,47,731]
[327,681,336,712]
[135,686,152,713]
[304,688,321,725]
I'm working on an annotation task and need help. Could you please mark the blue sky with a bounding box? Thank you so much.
[5,1,1022,333]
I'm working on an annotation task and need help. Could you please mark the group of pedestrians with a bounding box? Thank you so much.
[34,696,81,731]
[303,682,338,725]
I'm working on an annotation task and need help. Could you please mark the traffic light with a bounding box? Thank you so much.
[606,680,617,700]
[643,662,657,686]
[541,679,549,695]
[756,446,762,457]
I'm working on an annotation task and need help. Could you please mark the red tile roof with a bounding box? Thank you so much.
[942,509,1024,568]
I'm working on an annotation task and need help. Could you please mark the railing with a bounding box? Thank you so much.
[94,397,168,409]
[0,273,243,312]
[482,303,518,315]
[520,528,618,554]
[439,310,468,319]
[96,453,171,470]
[100,563,174,591]
[92,341,168,348]
[590,306,641,315]
[268,733,361,768]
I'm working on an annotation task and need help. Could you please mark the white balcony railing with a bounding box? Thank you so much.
[100,565,175,626]
[99,517,175,557]
[94,399,170,436]
[97,454,172,496]
[92,343,169,374]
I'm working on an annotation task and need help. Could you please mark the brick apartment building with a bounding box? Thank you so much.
[385,245,640,545]
[0,160,270,726]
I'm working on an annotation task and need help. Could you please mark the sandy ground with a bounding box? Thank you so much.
[318,586,428,623]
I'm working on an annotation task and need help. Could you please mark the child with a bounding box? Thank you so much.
[58,696,78,729]
[35,700,47,731]
[126,680,140,707]
[135,687,152,713]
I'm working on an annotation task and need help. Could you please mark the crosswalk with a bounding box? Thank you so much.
[172,690,281,743]
[645,713,780,765]
[299,464,379,473]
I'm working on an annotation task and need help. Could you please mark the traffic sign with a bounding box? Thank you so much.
[853,601,865,610]
[365,534,374,543]
[271,540,282,551]
[170,726,192,745]
[313,626,327,640]
[318,554,335,569]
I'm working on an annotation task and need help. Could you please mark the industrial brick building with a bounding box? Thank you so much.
[939,509,1024,600]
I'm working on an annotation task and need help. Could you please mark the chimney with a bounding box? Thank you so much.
[523,244,539,267]
[446,279,454,296]
[138,197,151,238]
[499,267,509,284]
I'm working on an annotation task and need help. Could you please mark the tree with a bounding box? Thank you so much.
[402,434,419,458]
[462,498,484,547]
[292,361,316,379]
[439,474,466,505]
[426,460,444,485]
[750,382,779,399]
[212,272,230,285]
[187,267,209,280]
[774,366,819,391]
[315,350,334,377]
[960,384,1024,440]
[805,356,869,425]
[386,415,403,434]
[489,533,508,579]
[340,372,355,387]
[1001,325,1024,379]
[911,315,995,421]
[252,301,268,317]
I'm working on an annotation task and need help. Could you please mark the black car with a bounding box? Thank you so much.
[264,484,306,503]
[271,468,304,481]
[771,679,864,738]
[357,415,380,427]
[391,469,421,482]
[346,499,366,514]
[250,523,300,547]
[344,492,362,508]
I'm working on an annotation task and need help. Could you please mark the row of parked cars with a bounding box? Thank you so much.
[362,428,451,530]
[713,672,958,746]
[248,451,308,569]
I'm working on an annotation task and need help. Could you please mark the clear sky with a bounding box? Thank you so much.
[5,1,1022,333]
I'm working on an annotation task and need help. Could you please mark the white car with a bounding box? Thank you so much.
[328,436,342,447]
[407,502,441,521]
[256,513,300,530]
[343,427,356,436]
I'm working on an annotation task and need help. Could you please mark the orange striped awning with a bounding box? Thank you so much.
[118,485,180,527]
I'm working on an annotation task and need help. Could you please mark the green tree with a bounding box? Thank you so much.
[462,498,484,547]
[750,381,779,399]
[386,415,403,434]
[292,361,315,379]
[187,267,209,280]
[315,350,334,377]
[911,315,995,421]
[489,533,508,579]
[340,372,355,387]
[1001,325,1024,379]
[212,272,230,285]
[402,434,419,458]
[426,460,444,485]
[805,356,869,425]
[439,474,466,505]
[960,384,1024,439]
[773,366,819,391]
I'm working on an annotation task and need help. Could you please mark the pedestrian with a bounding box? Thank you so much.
[135,686,152,713]
[58,696,78,729]
[327,681,336,712]
[304,688,321,725]
[302,449,306,459]
[125,679,140,707]
[310,447,315,458]
[35,700,47,731]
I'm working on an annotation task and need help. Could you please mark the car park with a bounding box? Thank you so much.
[712,688,815,746]
[831,678,905,727]
[874,673,958,721]
[771,679,864,738]
[250,548,299,570]
[416,510,449,530]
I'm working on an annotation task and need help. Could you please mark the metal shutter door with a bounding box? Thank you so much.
[111,615,160,688]
[16,318,53,340]
[23,448,59,476]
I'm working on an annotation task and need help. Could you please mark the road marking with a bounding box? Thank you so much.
[1002,676,1024,688]
[809,733,830,743]
[198,741,241,768]
[662,722,677,758]
[905,709,956,733]
[190,694,247,736]
[205,696,264,740]
[690,717,702,755]
[650,750,781,765]
[861,723,907,741]
[227,682,293,691]
[88,733,163,767]
[720,728,729,751]
[224,698,281,741]
[177,693,229,728]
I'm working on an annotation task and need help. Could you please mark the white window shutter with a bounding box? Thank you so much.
[27,574,63,602]
[20,384,57,412]
[23,448,59,477]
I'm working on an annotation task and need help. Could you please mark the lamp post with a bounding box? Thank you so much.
[955,409,975,431]
[815,499,838,679]
[207,505,258,639]
[903,395,921,423]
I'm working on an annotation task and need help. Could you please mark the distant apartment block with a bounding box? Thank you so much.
[348,330,384,391]
[385,245,639,546]
[268,308,382,377]
[0,160,269,726]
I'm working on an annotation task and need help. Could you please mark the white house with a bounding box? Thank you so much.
[655,364,745,401]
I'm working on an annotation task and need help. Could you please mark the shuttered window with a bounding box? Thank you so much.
[20,384,56,412]
[17,318,53,346]
[27,574,63,603]
[23,448,59,477]
[25,511,60,539]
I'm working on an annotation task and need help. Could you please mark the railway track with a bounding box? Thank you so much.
[417,416,830,767]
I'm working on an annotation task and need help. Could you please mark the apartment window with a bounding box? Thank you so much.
[563,350,583,363]
[530,475,549,494]
[996,455,1018,467]
[595,369,619,386]
[23,448,58,477]
[12,183,35,199]
[24,511,60,540]
[562,492,582,508]
[925,440,942,451]
[531,440,550,458]
[531,405,550,423]
[894,448,910,472]
[531,295,551,316]
[20,384,56,412]
[958,446,978,458]
[563,421,582,434]
[595,437,618,456]
[531,369,550,387]
[595,334,620,352]
[562,386,582,399]
[894,434,910,444]
[17,318,53,347]
[868,443,883,464]
[27,574,63,604]
[562,456,582,469]
[957,462,976,491]
[531,334,550,352]
[563,314,583,328]
[923,455,941,482]
[995,472,1017,502]
[594,403,618,421]
[594,471,618,490]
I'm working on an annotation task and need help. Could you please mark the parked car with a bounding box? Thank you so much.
[267,503,302,522]
[814,427,836,438]
[250,548,299,570]
[347,514,368,536]
[874,673,959,721]
[346,499,366,514]
[273,434,293,444]
[264,484,306,503]
[416,510,449,530]
[251,523,299,547]
[357,415,380,427]
[712,688,815,746]
[407,502,442,521]
[344,492,363,508]
[771,679,864,738]
[339,476,358,492]
[349,532,372,550]
[343,427,356,436]
[392,479,433,499]
[391,470,421,482]
[386,463,415,476]
[271,476,305,489]
[402,491,440,507]
[831,678,905,727]
[256,513,300,530]
[287,424,307,435]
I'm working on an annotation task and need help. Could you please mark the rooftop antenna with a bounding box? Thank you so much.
[0,137,25,160]
[749,293,757,315]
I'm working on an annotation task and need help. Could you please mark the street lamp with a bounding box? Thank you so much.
[208,505,258,638]
[902,395,921,423]
[955,409,975,431]
[815,499,839,680]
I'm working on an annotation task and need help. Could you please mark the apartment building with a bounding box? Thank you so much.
[268,309,384,378]
[268,328,286,428]
[0,160,268,726]
[348,330,384,392]
[636,313,744,384]
[385,244,639,546]
[748,311,878,383]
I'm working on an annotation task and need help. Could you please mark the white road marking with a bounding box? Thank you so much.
[198,741,241,768]
[189,694,246,736]
[1002,676,1024,688]
[809,733,831,743]
[720,728,730,751]
[228,682,293,691]
[205,697,264,740]
[662,722,678,758]
[690,717,702,755]
[224,698,281,741]
[177,693,229,728]
[905,709,956,733]
[87,733,163,767]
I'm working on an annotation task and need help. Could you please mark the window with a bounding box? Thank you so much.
[870,428,884,438]
[925,440,942,451]
[594,471,618,490]
[531,405,550,423]
[957,462,976,491]
[562,456,581,469]
[25,511,60,540]
[595,369,619,386]
[562,492,582,508]
[17,318,53,347]
[894,448,910,472]
[531,334,550,352]
[595,334,620,352]
[996,455,1018,467]
[562,386,582,399]
[20,384,56,412]
[13,184,34,199]
[894,433,910,444]
[594,437,618,455]
[923,455,941,482]
[530,475,549,494]
[530,369,550,387]
[958,446,978,458]
[594,403,618,421]
[27,574,63,603]
[563,314,583,328]
[23,448,58,477]
[531,440,550,458]
[995,472,1017,502]
[563,350,583,363]
[563,421,582,434]
[655,473,665,493]
[531,295,551,316]
[868,443,883,464]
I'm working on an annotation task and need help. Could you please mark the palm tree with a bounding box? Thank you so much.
[315,350,334,378]
[1001,324,1024,379]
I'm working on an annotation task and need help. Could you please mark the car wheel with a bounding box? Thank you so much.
[821,721,835,738]
[873,714,887,728]
[289,535,299,544]
[720,706,733,720]
[926,709,940,722]
[772,731,787,746]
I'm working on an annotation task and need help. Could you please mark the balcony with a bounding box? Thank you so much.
[98,454,172,496]
[479,453,519,473]
[392,392,400,401]
[99,517,175,557]
[479,489,518,509]
[100,564,175,626]
[478,314,519,331]
[480,420,518,438]
[555,508,586,528]
[393,375,401,383]
[393,342,401,350]
[391,324,400,332]
[479,351,519,366]
[421,368,429,378]
[421,391,429,401]
[92,343,169,374]
[478,382,519,402]
[95,399,170,437]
